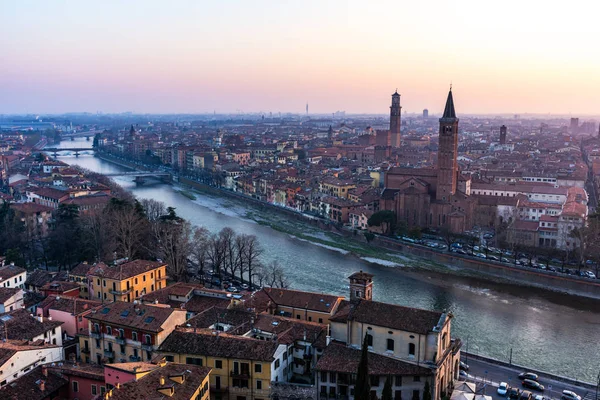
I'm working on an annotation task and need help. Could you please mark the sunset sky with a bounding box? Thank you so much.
[1,0,599,115]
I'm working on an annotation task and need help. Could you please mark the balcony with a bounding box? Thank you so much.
[115,337,126,345]
[90,331,101,339]
[229,387,270,397]
[230,370,251,379]
[210,385,229,393]
[141,344,154,351]
[81,348,91,354]
[109,288,132,296]
[104,350,114,358]
[129,355,141,362]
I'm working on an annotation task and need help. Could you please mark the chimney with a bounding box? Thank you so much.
[326,335,331,345]
[42,365,48,377]
[37,315,43,323]
[116,382,120,389]
[39,380,46,391]
[160,376,165,386]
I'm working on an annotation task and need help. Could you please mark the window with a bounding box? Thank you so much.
[73,381,79,392]
[296,315,300,319]
[413,376,420,382]
[106,326,112,335]
[257,380,262,390]
[412,390,420,400]
[408,343,415,356]
[395,375,402,386]
[144,334,151,345]
[132,332,138,341]
[135,278,138,284]
[387,339,395,351]
[395,390,402,400]
[366,333,373,347]
[370,375,379,387]
[92,385,97,395]
[330,372,337,383]
[255,363,262,373]
[143,275,146,282]
[274,359,280,369]
[165,355,174,362]
[215,360,223,369]
[321,371,327,383]
[186,357,203,366]
[319,318,323,323]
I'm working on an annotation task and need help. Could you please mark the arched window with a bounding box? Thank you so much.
[408,343,416,356]
[387,339,395,351]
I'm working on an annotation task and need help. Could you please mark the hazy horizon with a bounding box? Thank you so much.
[2,1,599,115]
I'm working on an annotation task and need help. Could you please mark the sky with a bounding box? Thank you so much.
[1,0,599,115]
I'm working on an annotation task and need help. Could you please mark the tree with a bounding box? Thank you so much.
[151,211,194,282]
[239,234,262,288]
[422,380,432,400]
[107,199,150,260]
[367,210,397,236]
[254,261,289,289]
[408,226,422,240]
[382,376,393,400]
[364,232,375,243]
[48,204,90,269]
[190,227,211,281]
[355,333,371,400]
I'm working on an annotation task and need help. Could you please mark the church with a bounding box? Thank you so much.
[380,89,477,232]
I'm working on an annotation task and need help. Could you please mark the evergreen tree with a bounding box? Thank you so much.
[422,381,432,400]
[382,376,393,400]
[355,333,371,400]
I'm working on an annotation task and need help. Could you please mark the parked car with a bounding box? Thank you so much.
[518,372,539,381]
[534,395,544,400]
[522,379,544,392]
[240,283,249,290]
[226,286,239,293]
[497,382,509,396]
[458,370,468,380]
[561,390,581,400]
[508,388,521,399]
[520,390,533,400]
[586,271,596,279]
[459,361,469,371]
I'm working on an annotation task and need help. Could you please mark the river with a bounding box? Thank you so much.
[51,139,600,382]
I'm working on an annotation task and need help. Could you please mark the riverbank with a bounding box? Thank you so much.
[177,176,600,300]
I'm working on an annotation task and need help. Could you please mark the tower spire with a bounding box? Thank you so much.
[442,89,456,119]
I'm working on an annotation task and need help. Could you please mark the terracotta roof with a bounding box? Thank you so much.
[37,295,102,316]
[40,280,80,293]
[86,302,184,333]
[109,363,211,400]
[141,282,204,304]
[9,203,53,214]
[47,362,104,381]
[330,299,443,335]
[88,260,166,280]
[0,287,21,304]
[183,295,231,314]
[25,269,68,289]
[159,328,278,362]
[0,365,68,400]
[70,262,101,277]
[0,264,26,282]
[106,361,159,374]
[261,287,343,313]
[30,186,69,200]
[315,342,433,376]
[0,309,64,341]
[348,271,374,281]
[253,313,328,348]
[186,307,253,332]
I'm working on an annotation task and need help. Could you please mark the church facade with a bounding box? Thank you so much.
[380,89,477,232]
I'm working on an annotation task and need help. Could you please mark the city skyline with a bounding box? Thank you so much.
[2,0,600,115]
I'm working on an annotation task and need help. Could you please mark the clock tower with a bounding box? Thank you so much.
[390,90,402,147]
[436,88,459,202]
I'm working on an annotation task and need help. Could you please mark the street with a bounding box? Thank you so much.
[461,356,598,400]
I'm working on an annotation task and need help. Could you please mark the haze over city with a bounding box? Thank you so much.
[1,0,599,115]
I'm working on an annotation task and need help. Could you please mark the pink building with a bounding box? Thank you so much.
[36,295,102,337]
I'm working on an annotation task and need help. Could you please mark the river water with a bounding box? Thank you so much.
[51,139,600,382]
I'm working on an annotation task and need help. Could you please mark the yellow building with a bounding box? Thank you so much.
[159,328,281,400]
[319,178,357,199]
[83,302,187,365]
[69,261,98,299]
[87,260,167,303]
[255,287,344,325]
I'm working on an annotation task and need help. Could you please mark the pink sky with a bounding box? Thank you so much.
[1,1,599,115]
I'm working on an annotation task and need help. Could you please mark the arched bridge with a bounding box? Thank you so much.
[102,170,172,184]
[44,147,95,156]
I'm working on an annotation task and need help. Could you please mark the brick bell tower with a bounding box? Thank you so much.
[349,271,374,301]
[436,87,459,202]
[390,90,402,148]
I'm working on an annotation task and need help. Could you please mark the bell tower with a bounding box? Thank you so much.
[390,90,402,147]
[349,271,374,301]
[436,88,459,202]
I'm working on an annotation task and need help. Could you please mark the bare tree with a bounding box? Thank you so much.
[257,261,289,289]
[152,218,194,282]
[190,227,210,281]
[140,199,166,222]
[238,234,262,288]
[110,206,149,261]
